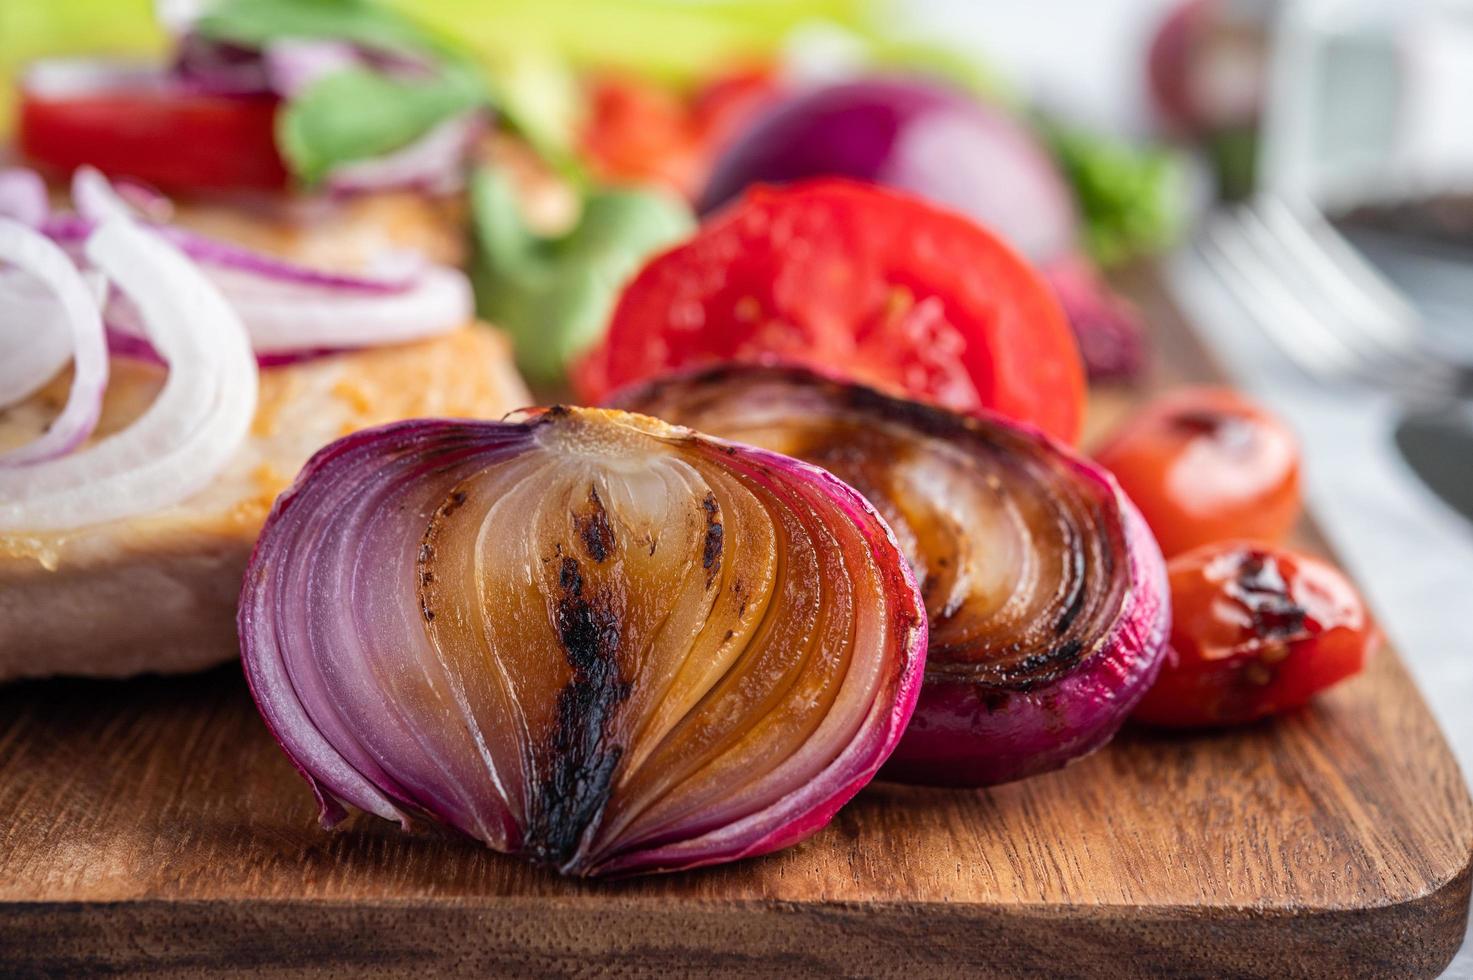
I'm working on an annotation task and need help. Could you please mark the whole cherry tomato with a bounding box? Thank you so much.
[1095,387,1300,556]
[1134,542,1376,728]
[576,179,1086,444]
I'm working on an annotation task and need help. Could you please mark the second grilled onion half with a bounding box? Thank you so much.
[616,365,1170,786]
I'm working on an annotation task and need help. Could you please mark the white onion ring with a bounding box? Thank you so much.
[0,169,49,227]
[0,218,257,532]
[206,263,474,353]
[0,222,109,464]
[67,167,417,294]
[70,167,141,225]
[0,272,76,410]
[63,168,469,354]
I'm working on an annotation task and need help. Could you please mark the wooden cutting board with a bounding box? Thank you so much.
[1,271,1470,979]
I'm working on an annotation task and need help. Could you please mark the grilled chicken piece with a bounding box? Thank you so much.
[0,325,530,681]
[149,134,577,270]
[170,189,472,269]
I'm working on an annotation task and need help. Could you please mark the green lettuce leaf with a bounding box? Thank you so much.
[277,62,484,183]
[470,166,693,384]
[196,0,488,183]
[1042,122,1188,267]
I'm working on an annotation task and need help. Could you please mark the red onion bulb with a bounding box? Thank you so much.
[240,408,926,876]
[616,365,1170,786]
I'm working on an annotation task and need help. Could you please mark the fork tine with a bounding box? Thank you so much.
[1201,212,1366,378]
[1233,207,1428,384]
[1209,203,1461,398]
[1282,200,1423,328]
[1249,199,1446,378]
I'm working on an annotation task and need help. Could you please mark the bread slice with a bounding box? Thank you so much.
[0,325,530,681]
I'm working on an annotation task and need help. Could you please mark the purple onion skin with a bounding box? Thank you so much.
[882,493,1170,788]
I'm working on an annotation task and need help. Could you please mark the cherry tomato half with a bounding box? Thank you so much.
[20,88,289,193]
[1095,387,1300,556]
[575,179,1086,444]
[1133,542,1376,728]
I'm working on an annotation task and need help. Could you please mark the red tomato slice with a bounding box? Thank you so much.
[576,179,1085,443]
[20,89,289,193]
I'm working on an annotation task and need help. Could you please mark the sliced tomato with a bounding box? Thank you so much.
[20,89,289,193]
[1133,542,1375,728]
[576,179,1085,443]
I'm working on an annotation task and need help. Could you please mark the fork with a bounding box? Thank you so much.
[1183,195,1473,402]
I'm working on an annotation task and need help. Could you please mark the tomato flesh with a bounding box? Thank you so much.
[20,90,289,193]
[1096,386,1300,556]
[576,179,1086,443]
[1133,542,1375,728]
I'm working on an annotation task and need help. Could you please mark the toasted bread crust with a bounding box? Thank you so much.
[0,326,530,680]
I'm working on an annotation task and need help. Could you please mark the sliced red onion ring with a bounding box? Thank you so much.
[68,168,419,293]
[202,262,473,353]
[0,221,109,464]
[171,33,273,95]
[240,408,926,876]
[0,271,82,409]
[71,166,136,224]
[55,168,466,356]
[262,39,363,98]
[323,111,484,196]
[615,364,1171,787]
[0,218,257,532]
[0,169,49,227]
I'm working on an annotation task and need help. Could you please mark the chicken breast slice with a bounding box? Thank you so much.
[0,325,530,681]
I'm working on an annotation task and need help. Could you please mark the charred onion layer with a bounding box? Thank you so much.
[616,365,1170,786]
[239,408,925,875]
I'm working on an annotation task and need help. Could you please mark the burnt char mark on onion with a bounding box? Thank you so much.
[701,492,723,589]
[526,554,630,869]
[575,484,616,563]
[415,483,476,624]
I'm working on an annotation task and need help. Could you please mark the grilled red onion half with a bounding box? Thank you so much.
[615,365,1170,787]
[239,408,926,876]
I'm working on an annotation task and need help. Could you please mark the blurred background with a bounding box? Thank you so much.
[4,0,1473,969]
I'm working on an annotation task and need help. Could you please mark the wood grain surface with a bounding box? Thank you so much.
[1,271,1470,979]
